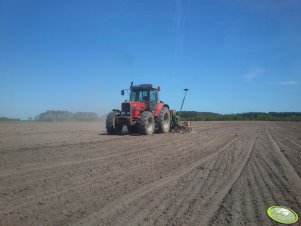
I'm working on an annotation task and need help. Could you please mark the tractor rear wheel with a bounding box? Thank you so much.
[106,111,123,134]
[139,111,155,135]
[157,107,170,133]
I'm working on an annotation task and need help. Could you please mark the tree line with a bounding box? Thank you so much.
[179,111,301,121]
[1,111,301,122]
[0,117,21,121]
[35,110,99,121]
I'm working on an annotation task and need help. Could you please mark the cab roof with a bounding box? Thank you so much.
[131,84,160,90]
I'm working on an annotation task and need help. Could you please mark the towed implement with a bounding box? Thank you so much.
[106,82,191,135]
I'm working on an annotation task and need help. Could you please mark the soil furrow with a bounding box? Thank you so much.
[266,128,301,202]
[74,138,238,225]
[1,121,300,226]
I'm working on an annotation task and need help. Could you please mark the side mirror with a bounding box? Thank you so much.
[121,90,125,95]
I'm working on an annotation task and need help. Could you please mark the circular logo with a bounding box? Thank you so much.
[267,206,298,224]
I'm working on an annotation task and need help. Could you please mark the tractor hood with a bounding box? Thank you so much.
[121,101,146,119]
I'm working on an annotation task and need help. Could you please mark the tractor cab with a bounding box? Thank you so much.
[128,84,160,111]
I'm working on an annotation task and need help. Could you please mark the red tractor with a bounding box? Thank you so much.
[106,82,171,135]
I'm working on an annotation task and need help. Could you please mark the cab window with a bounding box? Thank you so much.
[130,90,148,101]
[150,90,158,107]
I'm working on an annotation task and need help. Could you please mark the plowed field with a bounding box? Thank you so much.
[0,121,300,225]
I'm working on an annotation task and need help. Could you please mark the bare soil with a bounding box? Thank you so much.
[0,121,300,226]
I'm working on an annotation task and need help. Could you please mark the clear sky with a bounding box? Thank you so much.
[1,0,301,119]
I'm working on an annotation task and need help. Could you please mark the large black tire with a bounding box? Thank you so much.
[157,107,170,133]
[138,111,155,135]
[106,111,123,135]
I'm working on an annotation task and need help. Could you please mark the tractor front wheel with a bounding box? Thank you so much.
[157,107,170,133]
[139,111,155,135]
[106,111,123,135]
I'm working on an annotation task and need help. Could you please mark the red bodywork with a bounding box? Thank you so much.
[130,101,165,119]
[130,101,145,119]
[153,102,165,117]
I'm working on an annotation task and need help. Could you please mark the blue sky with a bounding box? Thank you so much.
[1,0,301,119]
